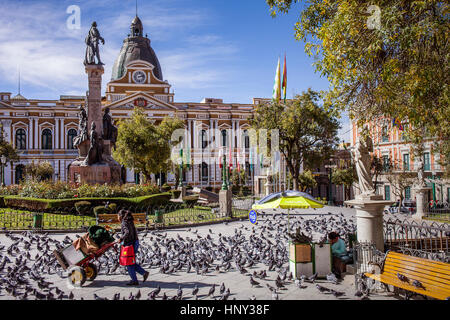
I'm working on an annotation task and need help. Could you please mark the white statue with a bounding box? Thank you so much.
[354,128,376,197]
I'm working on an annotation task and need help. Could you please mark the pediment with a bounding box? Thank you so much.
[106,91,178,111]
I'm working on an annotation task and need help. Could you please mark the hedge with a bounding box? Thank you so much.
[3,192,172,211]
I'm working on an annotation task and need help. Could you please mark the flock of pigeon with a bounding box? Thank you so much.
[0,211,367,300]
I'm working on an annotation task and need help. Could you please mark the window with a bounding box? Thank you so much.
[403,154,410,171]
[15,129,26,150]
[382,126,389,142]
[41,129,52,150]
[382,155,390,172]
[201,162,208,181]
[67,129,77,149]
[423,152,430,171]
[201,130,207,149]
[15,164,25,184]
[243,130,250,149]
[405,186,411,200]
[384,185,391,201]
[221,130,227,147]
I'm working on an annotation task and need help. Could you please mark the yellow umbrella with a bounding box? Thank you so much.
[252,190,324,232]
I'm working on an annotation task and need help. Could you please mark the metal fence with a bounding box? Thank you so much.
[384,218,450,263]
[424,207,450,222]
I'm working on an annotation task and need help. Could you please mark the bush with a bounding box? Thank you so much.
[93,206,112,217]
[161,183,171,192]
[182,195,198,205]
[75,201,92,216]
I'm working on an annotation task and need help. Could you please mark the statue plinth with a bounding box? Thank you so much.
[219,189,232,218]
[345,196,394,251]
[412,186,431,220]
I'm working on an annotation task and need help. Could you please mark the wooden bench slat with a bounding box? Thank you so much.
[382,266,450,290]
[388,251,450,268]
[385,257,450,279]
[365,273,450,300]
[365,251,450,300]
[385,258,450,281]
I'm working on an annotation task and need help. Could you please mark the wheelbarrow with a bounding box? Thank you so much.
[53,226,119,287]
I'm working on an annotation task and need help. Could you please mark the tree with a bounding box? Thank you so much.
[266,0,450,174]
[297,170,317,192]
[250,89,340,191]
[24,161,54,181]
[371,154,390,192]
[331,166,357,201]
[0,125,19,164]
[113,107,185,182]
[385,161,416,209]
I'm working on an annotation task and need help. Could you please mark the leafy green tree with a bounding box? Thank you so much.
[250,89,340,190]
[385,160,416,209]
[331,166,357,201]
[297,170,317,192]
[113,107,185,182]
[24,161,54,181]
[266,0,449,174]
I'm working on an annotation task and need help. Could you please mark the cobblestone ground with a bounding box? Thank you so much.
[0,205,419,301]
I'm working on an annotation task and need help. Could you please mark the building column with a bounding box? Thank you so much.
[34,118,39,149]
[60,118,65,149]
[55,118,60,150]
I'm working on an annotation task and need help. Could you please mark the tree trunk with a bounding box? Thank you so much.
[293,177,299,191]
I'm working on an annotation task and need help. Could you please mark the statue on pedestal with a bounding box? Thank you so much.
[73,105,88,148]
[84,21,105,65]
[102,107,118,149]
[354,129,376,197]
[84,122,103,166]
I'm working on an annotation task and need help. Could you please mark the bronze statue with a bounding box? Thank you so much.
[84,21,105,65]
[73,105,88,148]
[84,122,103,165]
[102,107,118,149]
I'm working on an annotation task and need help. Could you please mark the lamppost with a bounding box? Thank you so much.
[221,153,228,191]
[178,148,183,188]
[325,160,337,206]
[0,155,6,187]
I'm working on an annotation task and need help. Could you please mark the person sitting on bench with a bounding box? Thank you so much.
[328,232,352,278]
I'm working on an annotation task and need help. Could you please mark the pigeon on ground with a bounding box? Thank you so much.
[207,284,216,298]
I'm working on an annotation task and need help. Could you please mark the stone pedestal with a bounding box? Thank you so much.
[345,195,393,251]
[219,189,232,217]
[412,187,430,220]
[177,186,186,201]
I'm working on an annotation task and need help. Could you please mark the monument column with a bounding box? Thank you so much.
[85,65,104,136]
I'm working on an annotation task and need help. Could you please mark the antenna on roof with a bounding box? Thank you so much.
[136,0,138,16]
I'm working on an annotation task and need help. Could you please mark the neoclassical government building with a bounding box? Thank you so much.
[0,15,281,193]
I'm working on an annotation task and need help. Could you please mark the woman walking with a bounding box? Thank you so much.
[118,209,149,286]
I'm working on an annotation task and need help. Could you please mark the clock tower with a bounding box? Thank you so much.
[105,15,173,104]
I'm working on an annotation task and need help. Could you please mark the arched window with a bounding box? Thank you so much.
[41,129,52,150]
[67,129,77,149]
[201,162,208,181]
[15,164,25,184]
[243,130,250,149]
[15,129,26,150]
[221,130,227,147]
[201,130,207,149]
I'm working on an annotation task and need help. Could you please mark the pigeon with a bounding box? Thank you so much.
[307,272,318,283]
[397,273,409,283]
[354,290,363,297]
[249,295,256,300]
[207,284,216,298]
[219,283,225,295]
[249,276,260,288]
[412,280,425,290]
[315,284,331,293]
[177,285,183,300]
[192,285,199,297]
[326,273,338,284]
[331,289,345,297]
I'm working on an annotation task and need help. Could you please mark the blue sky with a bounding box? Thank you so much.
[0,0,351,141]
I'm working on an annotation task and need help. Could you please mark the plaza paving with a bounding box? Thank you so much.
[0,205,419,301]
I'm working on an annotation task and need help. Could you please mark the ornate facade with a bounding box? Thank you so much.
[0,15,278,192]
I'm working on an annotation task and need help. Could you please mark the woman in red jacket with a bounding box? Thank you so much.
[118,209,149,286]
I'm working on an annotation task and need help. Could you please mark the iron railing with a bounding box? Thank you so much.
[424,207,450,222]
[384,218,450,263]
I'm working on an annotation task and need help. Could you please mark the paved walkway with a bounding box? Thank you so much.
[0,205,419,301]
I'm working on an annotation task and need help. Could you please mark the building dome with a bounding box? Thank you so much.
[111,15,163,81]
